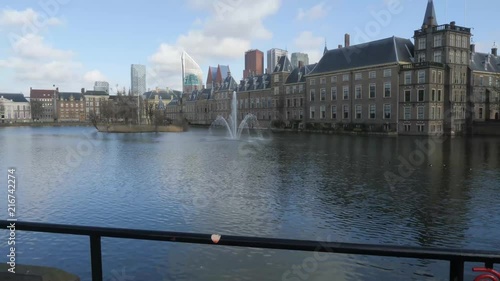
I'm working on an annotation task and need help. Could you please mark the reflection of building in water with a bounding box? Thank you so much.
[181,51,203,94]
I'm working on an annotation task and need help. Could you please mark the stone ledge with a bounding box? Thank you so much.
[0,264,79,281]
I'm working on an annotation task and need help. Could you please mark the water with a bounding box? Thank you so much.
[1,126,500,280]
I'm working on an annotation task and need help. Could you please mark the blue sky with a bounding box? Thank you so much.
[0,0,498,95]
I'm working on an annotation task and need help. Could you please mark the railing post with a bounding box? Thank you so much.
[449,259,464,281]
[90,235,103,281]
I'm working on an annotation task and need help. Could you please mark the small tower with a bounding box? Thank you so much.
[422,0,438,29]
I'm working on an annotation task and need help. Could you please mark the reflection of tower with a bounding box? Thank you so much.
[181,51,203,94]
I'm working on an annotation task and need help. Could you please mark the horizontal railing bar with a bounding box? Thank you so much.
[2,220,500,263]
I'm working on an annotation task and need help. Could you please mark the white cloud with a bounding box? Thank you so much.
[84,70,107,84]
[296,2,330,21]
[293,31,324,63]
[0,8,94,93]
[0,8,62,27]
[148,0,281,90]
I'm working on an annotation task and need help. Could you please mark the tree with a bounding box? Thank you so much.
[99,100,114,123]
[30,99,43,121]
[88,110,99,129]
[144,99,155,124]
[153,107,167,132]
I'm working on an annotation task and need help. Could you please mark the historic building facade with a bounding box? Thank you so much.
[0,94,31,123]
[165,0,499,136]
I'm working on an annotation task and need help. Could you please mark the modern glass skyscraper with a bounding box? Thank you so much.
[267,48,288,74]
[291,52,309,69]
[181,51,203,94]
[131,64,146,96]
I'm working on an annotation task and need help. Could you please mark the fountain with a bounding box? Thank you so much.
[210,91,259,139]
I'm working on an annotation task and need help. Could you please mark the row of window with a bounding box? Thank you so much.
[309,69,393,86]
[403,124,426,132]
[310,84,392,101]
[418,34,469,50]
[310,104,393,120]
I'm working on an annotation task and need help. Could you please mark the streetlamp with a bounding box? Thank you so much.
[53,84,58,122]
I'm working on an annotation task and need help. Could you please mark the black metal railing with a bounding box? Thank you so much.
[2,220,500,281]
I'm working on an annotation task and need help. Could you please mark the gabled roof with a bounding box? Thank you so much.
[218,65,230,78]
[84,90,108,96]
[219,75,238,91]
[285,63,318,84]
[59,92,83,101]
[0,93,29,102]
[309,36,414,75]
[30,89,55,98]
[273,55,293,73]
[206,66,218,86]
[238,74,271,92]
[470,52,500,73]
[423,0,438,28]
[143,90,176,100]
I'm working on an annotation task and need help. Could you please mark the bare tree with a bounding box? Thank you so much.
[88,110,99,129]
[30,99,43,121]
[99,100,114,123]
[153,107,167,132]
[144,99,155,124]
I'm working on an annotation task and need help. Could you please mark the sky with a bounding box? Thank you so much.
[0,0,498,96]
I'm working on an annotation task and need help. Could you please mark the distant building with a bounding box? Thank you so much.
[83,89,109,119]
[0,94,31,123]
[94,81,110,94]
[131,64,146,96]
[30,88,58,121]
[58,92,85,122]
[206,65,231,89]
[243,49,264,78]
[267,48,288,74]
[181,51,203,94]
[291,52,309,69]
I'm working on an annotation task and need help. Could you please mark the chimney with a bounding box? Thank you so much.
[470,44,476,53]
[344,33,350,47]
[492,43,498,56]
[81,88,85,94]
[227,71,231,78]
[298,61,304,68]
[338,44,342,49]
[450,21,456,26]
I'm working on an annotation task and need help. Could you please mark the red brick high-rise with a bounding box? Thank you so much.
[243,49,264,78]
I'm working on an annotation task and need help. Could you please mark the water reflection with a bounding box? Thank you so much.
[0,127,499,280]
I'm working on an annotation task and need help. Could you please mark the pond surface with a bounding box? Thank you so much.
[0,126,499,280]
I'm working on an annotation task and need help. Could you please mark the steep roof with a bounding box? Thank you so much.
[286,63,318,84]
[30,89,55,98]
[0,93,29,102]
[59,92,83,101]
[423,0,438,28]
[309,36,414,75]
[218,65,230,78]
[273,55,293,73]
[470,52,500,73]
[238,74,271,92]
[219,75,238,91]
[143,90,176,100]
[84,90,108,96]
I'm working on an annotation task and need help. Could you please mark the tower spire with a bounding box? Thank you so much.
[422,0,438,28]
[323,39,328,55]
